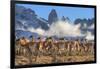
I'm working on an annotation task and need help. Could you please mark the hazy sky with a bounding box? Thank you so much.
[16,4,94,23]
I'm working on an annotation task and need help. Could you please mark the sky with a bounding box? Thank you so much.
[16,4,94,23]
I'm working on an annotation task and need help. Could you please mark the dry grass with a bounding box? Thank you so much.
[15,54,94,66]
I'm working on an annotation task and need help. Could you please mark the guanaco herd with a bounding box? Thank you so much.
[15,36,94,57]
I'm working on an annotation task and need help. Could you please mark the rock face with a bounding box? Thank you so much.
[62,16,66,21]
[15,5,49,31]
[15,30,39,40]
[61,16,71,23]
[74,18,94,27]
[48,9,58,25]
[74,18,94,35]
[15,5,51,39]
